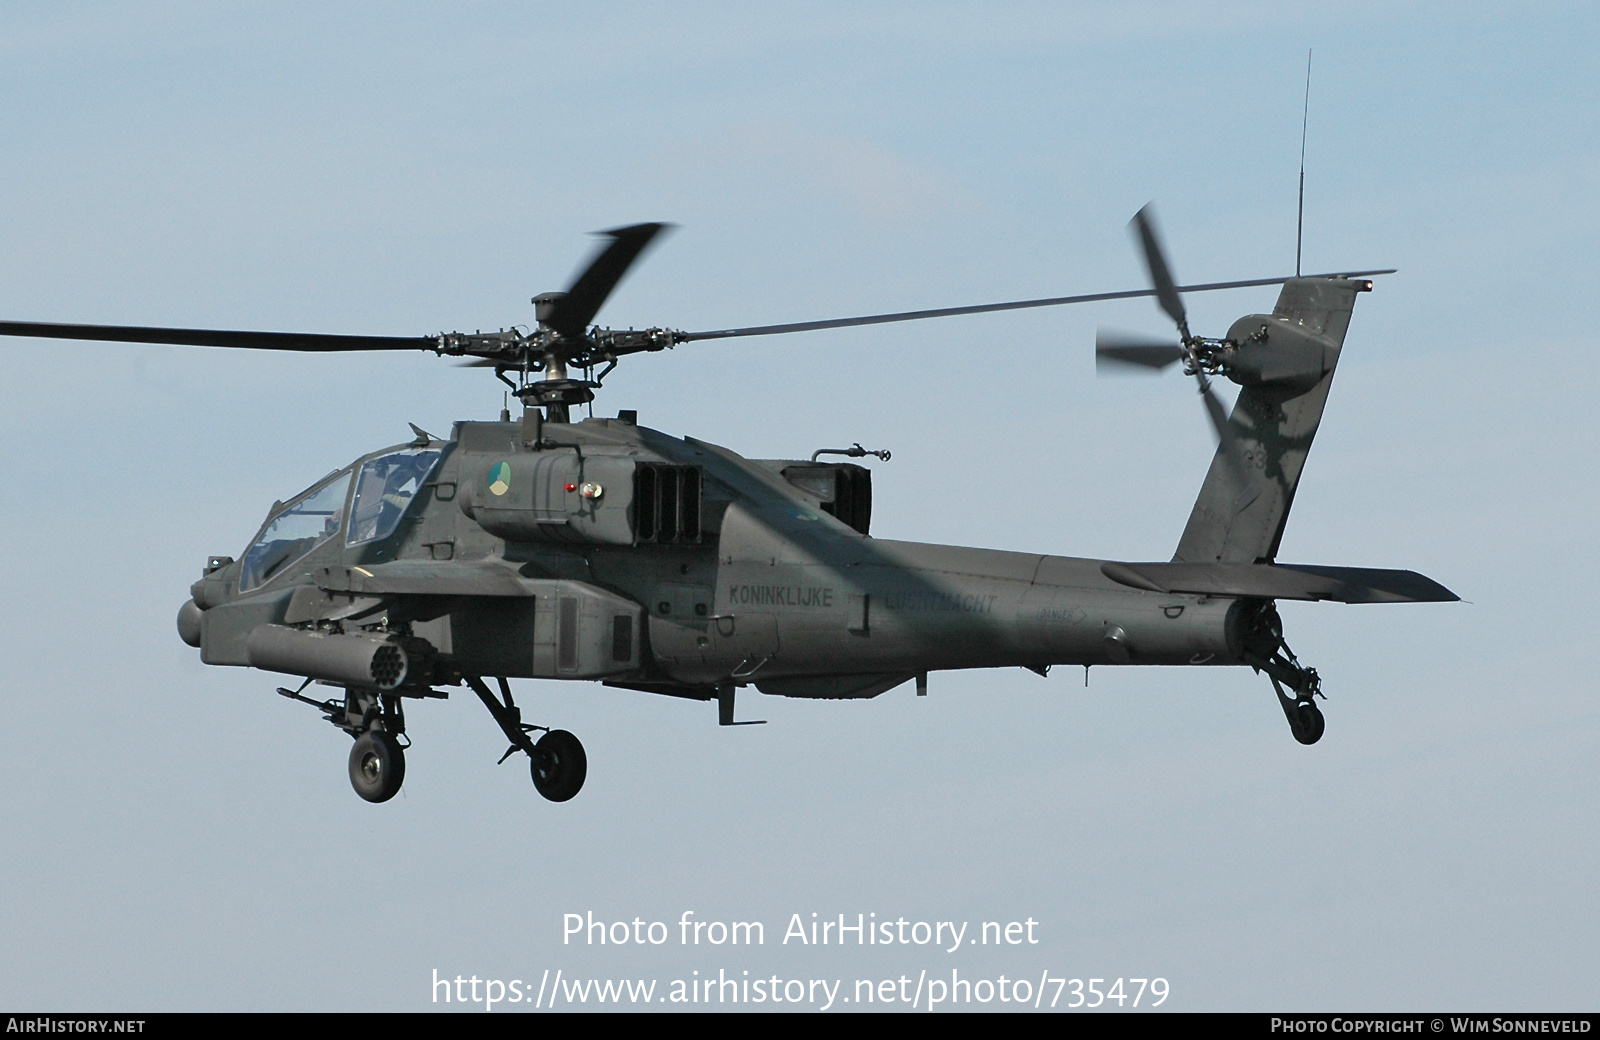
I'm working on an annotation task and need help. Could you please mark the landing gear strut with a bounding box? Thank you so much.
[1235,601,1326,746]
[277,681,416,802]
[467,676,587,802]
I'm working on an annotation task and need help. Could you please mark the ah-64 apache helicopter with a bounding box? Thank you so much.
[0,207,1455,804]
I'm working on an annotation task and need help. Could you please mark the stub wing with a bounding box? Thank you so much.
[315,560,534,597]
[1101,561,1458,604]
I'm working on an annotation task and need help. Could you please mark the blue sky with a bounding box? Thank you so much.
[1,2,1596,1011]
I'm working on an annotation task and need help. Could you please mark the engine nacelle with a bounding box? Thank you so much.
[456,451,703,546]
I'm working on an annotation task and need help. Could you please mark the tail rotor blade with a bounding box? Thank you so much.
[1096,328,1184,374]
[544,222,672,338]
[1198,376,1252,485]
[1199,378,1233,446]
[1130,204,1188,333]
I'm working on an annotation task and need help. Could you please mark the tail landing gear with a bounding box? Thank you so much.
[1273,678,1325,746]
[467,676,588,802]
[1235,601,1326,746]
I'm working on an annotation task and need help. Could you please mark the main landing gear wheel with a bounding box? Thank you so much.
[530,729,587,802]
[349,730,406,803]
[1291,700,1325,746]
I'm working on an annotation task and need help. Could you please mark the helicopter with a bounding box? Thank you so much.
[0,207,1455,804]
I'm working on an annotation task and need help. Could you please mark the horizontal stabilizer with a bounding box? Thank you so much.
[1101,561,1458,604]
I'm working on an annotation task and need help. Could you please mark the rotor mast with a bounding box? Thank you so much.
[525,290,588,424]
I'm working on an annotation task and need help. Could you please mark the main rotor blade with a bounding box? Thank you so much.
[1130,204,1187,331]
[0,320,435,352]
[545,222,671,338]
[1096,329,1184,373]
[674,270,1393,342]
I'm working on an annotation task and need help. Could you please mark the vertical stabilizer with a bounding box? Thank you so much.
[1172,276,1369,564]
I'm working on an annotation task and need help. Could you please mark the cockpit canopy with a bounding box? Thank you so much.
[238,447,440,593]
[348,448,440,545]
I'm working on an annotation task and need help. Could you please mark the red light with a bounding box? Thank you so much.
[564,483,577,492]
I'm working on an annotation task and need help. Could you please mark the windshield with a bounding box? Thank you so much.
[348,448,441,545]
[239,471,353,592]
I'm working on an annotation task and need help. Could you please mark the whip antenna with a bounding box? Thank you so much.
[1297,49,1312,277]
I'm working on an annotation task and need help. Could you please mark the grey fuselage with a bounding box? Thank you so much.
[189,415,1245,701]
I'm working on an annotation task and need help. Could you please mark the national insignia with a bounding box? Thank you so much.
[488,461,511,496]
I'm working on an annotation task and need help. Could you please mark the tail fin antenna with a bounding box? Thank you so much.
[1296,49,1312,277]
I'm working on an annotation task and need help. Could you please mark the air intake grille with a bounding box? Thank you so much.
[558,597,580,672]
[612,614,634,662]
[780,463,872,535]
[634,464,702,544]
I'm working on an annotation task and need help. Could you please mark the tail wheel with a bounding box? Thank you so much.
[530,729,587,802]
[349,730,406,802]
[1292,701,1325,746]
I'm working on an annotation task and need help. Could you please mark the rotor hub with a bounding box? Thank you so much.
[517,378,596,409]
